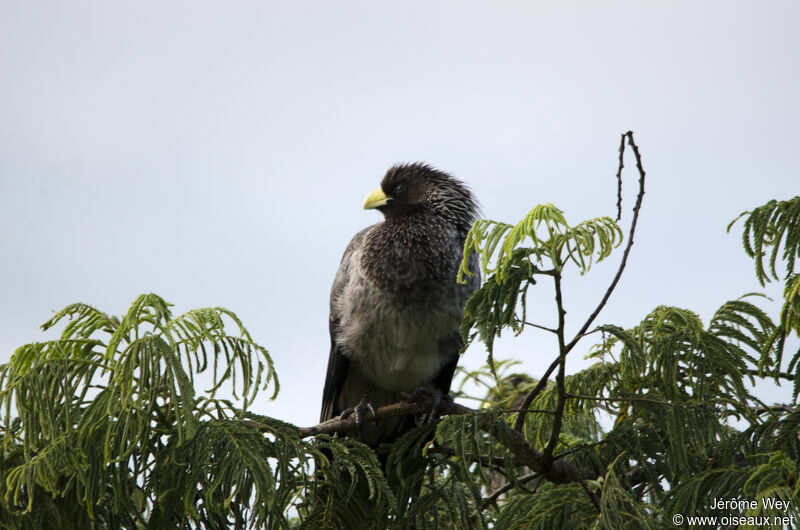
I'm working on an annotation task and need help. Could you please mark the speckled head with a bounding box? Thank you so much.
[362,163,480,232]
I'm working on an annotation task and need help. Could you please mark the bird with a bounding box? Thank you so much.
[319,163,480,447]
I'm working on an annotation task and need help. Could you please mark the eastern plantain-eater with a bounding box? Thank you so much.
[320,163,480,446]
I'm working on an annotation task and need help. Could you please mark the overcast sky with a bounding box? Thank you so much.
[1,1,798,428]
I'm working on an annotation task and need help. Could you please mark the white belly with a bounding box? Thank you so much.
[335,265,460,393]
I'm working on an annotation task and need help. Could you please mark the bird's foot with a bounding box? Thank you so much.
[400,387,453,424]
[339,399,377,429]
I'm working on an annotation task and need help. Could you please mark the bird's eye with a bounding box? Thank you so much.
[395,183,406,194]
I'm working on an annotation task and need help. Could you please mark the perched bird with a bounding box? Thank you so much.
[320,163,480,446]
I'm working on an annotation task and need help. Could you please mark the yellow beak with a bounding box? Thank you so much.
[363,187,389,210]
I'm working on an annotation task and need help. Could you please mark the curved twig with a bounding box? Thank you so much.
[514,131,647,434]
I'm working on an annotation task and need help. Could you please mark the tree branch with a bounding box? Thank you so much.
[522,320,558,334]
[513,131,647,434]
[299,398,472,437]
[298,395,592,485]
[513,360,559,431]
[564,130,646,354]
[744,369,795,381]
[615,132,625,222]
[543,271,567,463]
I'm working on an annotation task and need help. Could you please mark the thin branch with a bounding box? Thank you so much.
[564,131,646,354]
[298,398,472,437]
[744,369,795,381]
[543,271,567,463]
[522,321,558,334]
[615,133,625,222]
[513,360,558,431]
[514,131,647,434]
[573,328,604,340]
[484,414,591,483]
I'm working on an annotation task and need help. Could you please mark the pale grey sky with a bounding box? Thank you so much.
[1,1,798,427]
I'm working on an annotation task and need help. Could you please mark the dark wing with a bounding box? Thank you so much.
[432,339,459,396]
[433,244,482,396]
[319,316,349,422]
[319,227,372,423]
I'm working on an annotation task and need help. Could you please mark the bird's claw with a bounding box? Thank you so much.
[430,390,454,418]
[400,386,435,403]
[401,387,453,424]
[339,400,377,427]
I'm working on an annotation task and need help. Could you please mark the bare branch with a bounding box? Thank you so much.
[513,360,559,431]
[615,132,625,222]
[298,395,592,485]
[564,131,646,354]
[543,271,567,462]
[298,398,472,437]
[514,131,647,434]
[522,320,558,334]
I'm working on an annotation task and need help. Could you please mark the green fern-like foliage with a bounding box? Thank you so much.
[456,203,622,364]
[456,298,798,528]
[732,196,800,285]
[0,295,491,528]
[0,294,295,528]
[730,196,800,398]
[444,190,800,528]
[459,204,622,281]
